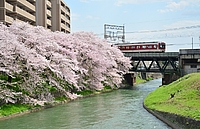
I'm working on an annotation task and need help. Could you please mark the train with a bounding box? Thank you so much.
[113,41,166,53]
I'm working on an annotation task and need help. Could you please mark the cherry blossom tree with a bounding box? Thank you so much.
[0,21,131,105]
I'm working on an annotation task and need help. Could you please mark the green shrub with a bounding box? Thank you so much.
[104,85,112,90]
[0,74,8,81]
[47,86,57,92]
[76,90,94,96]
[54,96,68,101]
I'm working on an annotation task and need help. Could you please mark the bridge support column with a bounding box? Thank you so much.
[162,73,180,85]
[141,72,146,80]
[124,73,136,86]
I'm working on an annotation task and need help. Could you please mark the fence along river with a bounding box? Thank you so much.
[0,78,171,129]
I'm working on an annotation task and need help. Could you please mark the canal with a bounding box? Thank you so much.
[0,78,171,129]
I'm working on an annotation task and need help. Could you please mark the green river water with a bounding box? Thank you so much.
[0,78,171,129]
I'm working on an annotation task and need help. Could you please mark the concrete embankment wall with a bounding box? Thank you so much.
[143,103,200,129]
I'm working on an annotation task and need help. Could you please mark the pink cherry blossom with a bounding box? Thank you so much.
[0,21,131,105]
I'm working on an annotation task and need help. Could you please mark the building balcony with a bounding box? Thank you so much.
[5,15,14,24]
[61,23,70,33]
[61,23,67,30]
[47,19,51,26]
[66,11,70,16]
[5,2,14,12]
[46,0,52,8]
[47,9,51,17]
[66,19,70,24]
[15,6,35,21]
[17,0,35,12]
[61,14,66,21]
[61,6,67,14]
[66,27,70,33]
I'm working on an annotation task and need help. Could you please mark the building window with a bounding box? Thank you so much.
[191,65,197,68]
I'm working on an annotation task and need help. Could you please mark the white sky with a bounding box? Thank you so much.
[64,0,200,52]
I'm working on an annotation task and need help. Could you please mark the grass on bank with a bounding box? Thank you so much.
[144,72,200,120]
[136,76,146,84]
[0,104,33,117]
[135,76,153,84]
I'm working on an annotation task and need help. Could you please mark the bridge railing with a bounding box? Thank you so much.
[124,52,179,58]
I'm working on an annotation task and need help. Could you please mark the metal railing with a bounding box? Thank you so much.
[124,52,179,58]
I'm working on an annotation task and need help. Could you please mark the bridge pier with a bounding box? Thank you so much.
[124,72,179,86]
[162,73,180,85]
[141,72,146,80]
[123,72,136,86]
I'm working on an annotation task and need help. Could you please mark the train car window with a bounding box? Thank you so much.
[126,46,129,49]
[131,46,135,49]
[154,45,157,48]
[142,45,146,49]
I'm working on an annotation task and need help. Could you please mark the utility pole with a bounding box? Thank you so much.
[199,36,200,46]
[104,24,106,40]
[192,37,193,49]
[122,24,125,43]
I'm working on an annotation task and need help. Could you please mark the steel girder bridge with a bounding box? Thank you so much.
[124,52,180,74]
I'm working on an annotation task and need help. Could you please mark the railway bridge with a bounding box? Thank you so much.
[123,52,180,85]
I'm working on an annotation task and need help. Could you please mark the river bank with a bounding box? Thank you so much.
[0,88,115,121]
[0,75,148,121]
[144,72,200,129]
[0,78,171,129]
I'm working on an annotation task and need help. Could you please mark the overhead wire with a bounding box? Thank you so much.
[124,25,200,41]
[103,25,200,47]
[125,25,200,34]
[96,25,200,35]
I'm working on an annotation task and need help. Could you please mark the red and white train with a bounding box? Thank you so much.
[113,41,166,53]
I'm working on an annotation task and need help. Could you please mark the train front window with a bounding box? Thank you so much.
[163,44,165,48]
[160,44,165,48]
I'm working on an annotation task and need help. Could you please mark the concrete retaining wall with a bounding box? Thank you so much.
[143,103,200,129]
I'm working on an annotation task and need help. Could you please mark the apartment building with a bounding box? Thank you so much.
[0,0,70,33]
[52,0,70,33]
[0,0,36,25]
